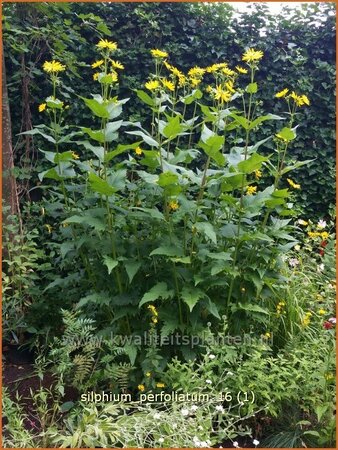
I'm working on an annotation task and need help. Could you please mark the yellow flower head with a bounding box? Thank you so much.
[205,85,213,93]
[168,200,179,211]
[254,169,262,179]
[93,73,100,81]
[225,80,235,93]
[242,48,264,63]
[71,152,79,160]
[147,304,158,316]
[298,219,308,226]
[318,309,326,315]
[152,317,158,324]
[43,60,66,73]
[214,85,231,103]
[222,67,236,77]
[321,231,329,240]
[45,224,52,234]
[138,384,145,392]
[156,383,165,388]
[96,39,118,51]
[162,78,175,92]
[135,147,143,156]
[38,103,46,112]
[111,60,124,70]
[264,332,271,339]
[189,77,201,88]
[150,49,168,59]
[145,80,160,91]
[289,91,309,107]
[188,66,205,78]
[178,75,186,87]
[275,88,289,98]
[287,178,301,189]
[246,185,257,195]
[236,65,248,74]
[145,372,151,377]
[91,60,104,69]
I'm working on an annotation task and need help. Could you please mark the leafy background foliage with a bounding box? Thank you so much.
[4,1,335,219]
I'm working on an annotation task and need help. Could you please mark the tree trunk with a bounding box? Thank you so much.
[2,49,20,217]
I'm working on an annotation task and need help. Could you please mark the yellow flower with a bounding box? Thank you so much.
[222,67,235,76]
[147,304,158,316]
[42,60,66,73]
[308,231,321,238]
[150,49,168,58]
[111,60,124,70]
[321,231,329,240]
[152,317,158,324]
[168,200,179,211]
[302,316,311,327]
[225,80,235,93]
[318,309,326,315]
[264,332,271,339]
[206,85,213,93]
[242,48,264,63]
[91,60,104,69]
[146,372,151,377]
[206,64,219,73]
[162,78,175,91]
[275,88,289,98]
[110,72,118,83]
[298,219,308,226]
[93,73,100,81]
[138,384,145,392]
[246,185,257,195]
[294,244,301,251]
[145,80,160,91]
[214,85,231,103]
[178,75,186,87]
[71,152,79,160]
[156,383,165,388]
[325,373,334,381]
[287,178,301,189]
[301,94,310,105]
[254,169,262,179]
[45,224,52,234]
[96,39,118,51]
[189,77,201,87]
[289,91,309,107]
[135,147,143,156]
[38,103,46,112]
[188,66,205,78]
[236,66,248,74]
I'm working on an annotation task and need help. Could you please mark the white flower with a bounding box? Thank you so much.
[158,438,164,444]
[181,408,190,416]
[233,441,239,448]
[208,354,216,360]
[253,439,260,446]
[215,405,224,413]
[190,404,198,412]
[288,257,299,267]
[227,371,234,376]
[294,244,301,251]
[205,379,212,384]
[317,219,327,229]
[317,263,325,272]
[153,412,161,419]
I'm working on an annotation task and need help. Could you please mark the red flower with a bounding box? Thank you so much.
[323,321,333,330]
[321,240,328,248]
[319,249,325,256]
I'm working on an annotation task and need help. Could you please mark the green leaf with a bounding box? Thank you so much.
[235,303,269,315]
[195,222,217,244]
[136,89,155,107]
[246,82,258,94]
[81,97,109,118]
[103,256,118,274]
[230,113,249,130]
[124,344,138,365]
[77,141,104,162]
[19,127,56,144]
[62,215,106,231]
[38,168,62,181]
[163,115,183,139]
[105,141,142,162]
[182,89,202,105]
[181,286,205,312]
[249,114,284,131]
[88,173,116,196]
[139,282,174,307]
[238,153,268,174]
[126,130,159,147]
[124,261,141,283]
[150,246,184,257]
[276,127,296,142]
[158,171,179,187]
[205,299,221,319]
